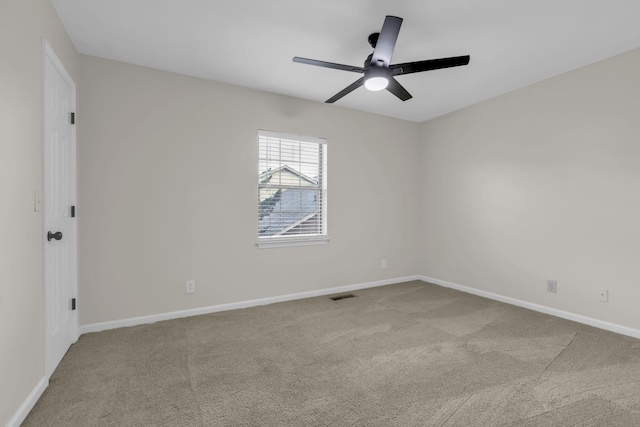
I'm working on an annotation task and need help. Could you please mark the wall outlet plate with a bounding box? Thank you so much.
[381,259,387,269]
[547,280,557,293]
[186,280,195,294]
[597,288,608,302]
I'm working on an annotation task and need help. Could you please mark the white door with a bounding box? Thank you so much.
[43,40,78,377]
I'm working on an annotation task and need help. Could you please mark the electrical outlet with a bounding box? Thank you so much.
[597,288,608,302]
[381,259,387,269]
[185,280,195,294]
[546,280,557,293]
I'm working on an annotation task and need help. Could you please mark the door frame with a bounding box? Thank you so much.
[42,39,79,377]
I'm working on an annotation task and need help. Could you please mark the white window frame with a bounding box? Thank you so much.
[257,130,328,249]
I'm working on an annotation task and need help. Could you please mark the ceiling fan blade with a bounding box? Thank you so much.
[386,77,412,101]
[325,77,365,103]
[390,55,470,76]
[371,16,403,67]
[293,57,365,73]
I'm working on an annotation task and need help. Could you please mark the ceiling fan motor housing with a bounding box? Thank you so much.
[364,66,390,91]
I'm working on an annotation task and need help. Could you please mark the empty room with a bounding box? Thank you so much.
[2,0,640,425]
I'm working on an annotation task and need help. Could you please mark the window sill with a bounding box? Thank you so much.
[256,236,329,249]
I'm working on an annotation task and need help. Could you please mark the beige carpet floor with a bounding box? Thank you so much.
[24,280,640,426]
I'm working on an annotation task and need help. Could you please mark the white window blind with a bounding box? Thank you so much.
[257,130,327,248]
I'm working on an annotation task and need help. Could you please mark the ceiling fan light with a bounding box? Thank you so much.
[364,76,389,91]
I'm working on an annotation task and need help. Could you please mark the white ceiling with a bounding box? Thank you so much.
[51,0,640,123]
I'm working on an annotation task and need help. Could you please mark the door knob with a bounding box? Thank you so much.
[47,231,63,241]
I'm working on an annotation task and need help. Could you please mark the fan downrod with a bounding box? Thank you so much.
[368,33,379,48]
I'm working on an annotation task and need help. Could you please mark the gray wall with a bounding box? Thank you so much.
[2,2,639,422]
[0,0,79,424]
[77,55,423,326]
[420,48,640,329]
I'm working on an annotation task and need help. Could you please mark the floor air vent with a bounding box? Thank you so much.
[330,293,355,301]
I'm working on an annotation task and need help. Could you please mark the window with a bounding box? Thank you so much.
[257,130,327,248]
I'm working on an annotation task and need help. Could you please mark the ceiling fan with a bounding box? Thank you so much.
[293,15,470,103]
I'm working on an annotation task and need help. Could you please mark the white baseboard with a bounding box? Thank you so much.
[13,274,640,426]
[6,375,48,427]
[419,275,640,340]
[80,275,422,334]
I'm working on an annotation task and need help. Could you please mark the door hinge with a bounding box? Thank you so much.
[70,205,76,218]
[71,298,76,310]
[70,112,75,124]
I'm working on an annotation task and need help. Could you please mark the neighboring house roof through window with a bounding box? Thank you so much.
[257,130,327,248]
